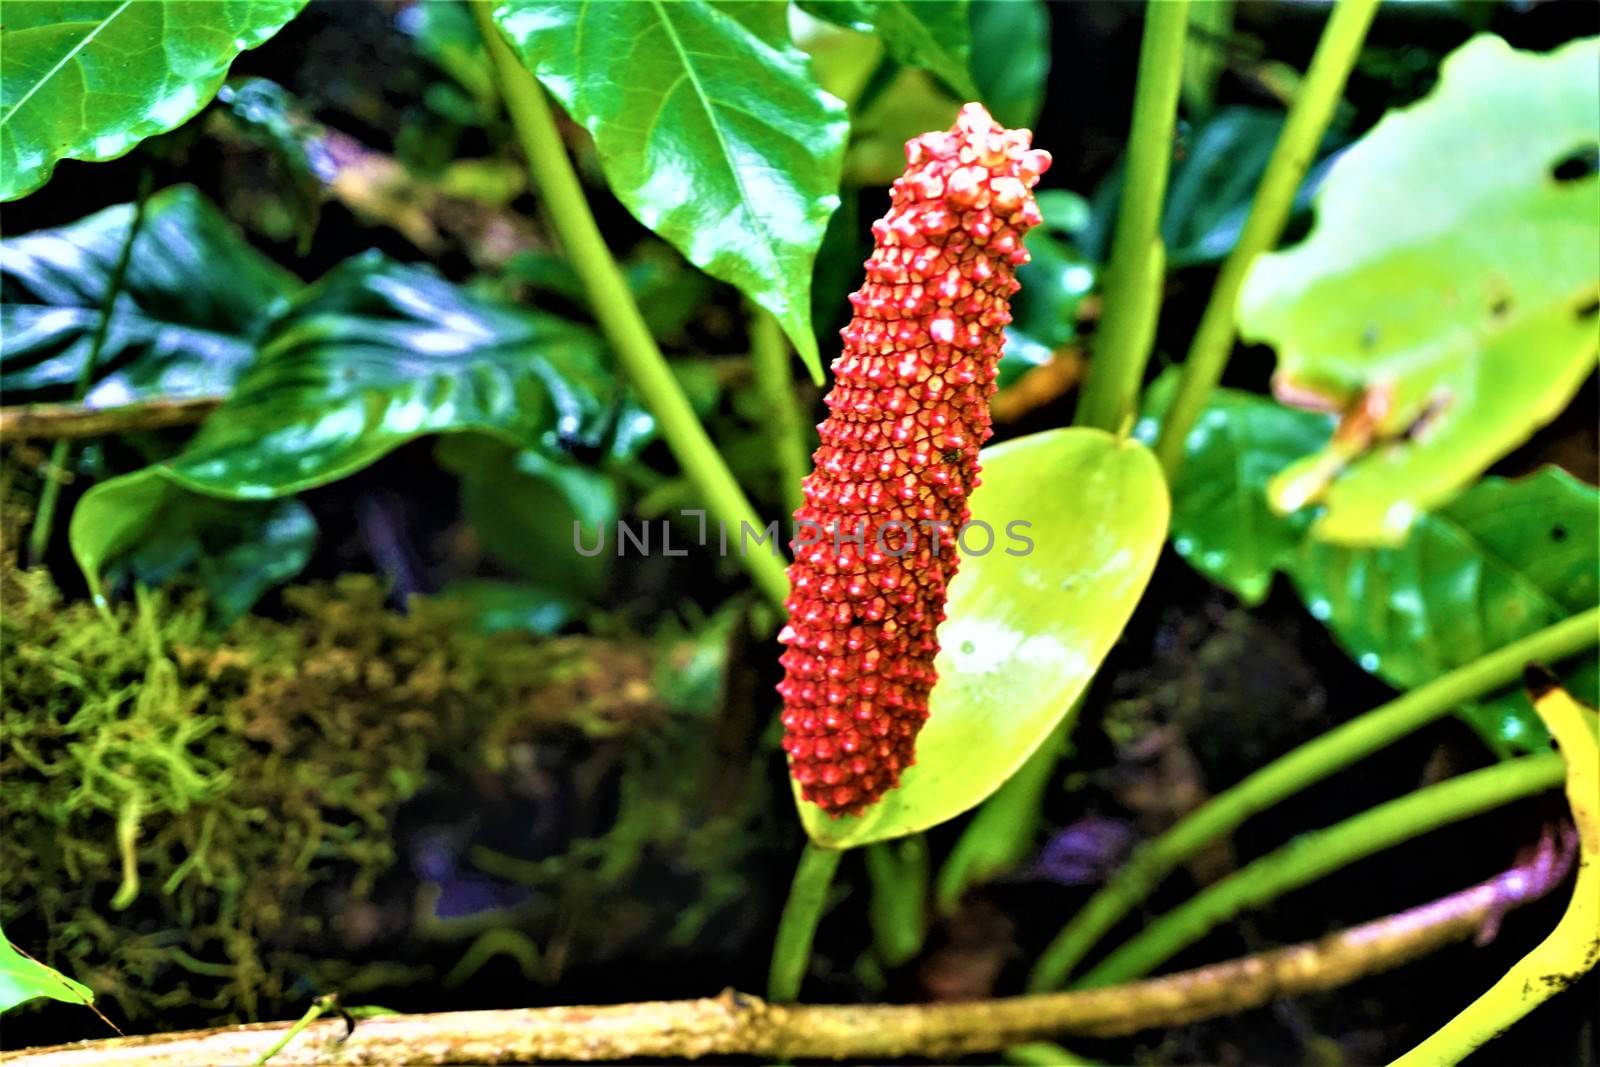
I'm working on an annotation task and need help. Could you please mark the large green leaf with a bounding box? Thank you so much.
[0,922,93,1015]
[0,1,307,201]
[1135,373,1334,605]
[800,1,978,100]
[1146,384,1599,755]
[0,185,299,404]
[1290,467,1600,752]
[71,255,617,612]
[1240,35,1600,544]
[492,0,848,383]
[798,429,1169,847]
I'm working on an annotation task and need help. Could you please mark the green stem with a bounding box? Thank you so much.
[1152,0,1379,479]
[749,305,812,519]
[865,837,929,968]
[1027,607,1600,991]
[472,1,789,610]
[28,171,153,565]
[768,842,844,1002]
[935,704,1077,915]
[1074,0,1189,433]
[1079,753,1564,987]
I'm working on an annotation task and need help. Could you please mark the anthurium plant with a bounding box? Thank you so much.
[1,2,1595,1064]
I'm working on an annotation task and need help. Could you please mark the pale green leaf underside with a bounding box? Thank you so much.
[492,0,848,384]
[798,429,1169,848]
[1240,34,1600,544]
[0,0,307,201]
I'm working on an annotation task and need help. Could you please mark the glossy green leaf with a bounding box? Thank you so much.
[0,185,299,404]
[1141,383,1598,754]
[0,0,307,201]
[1241,35,1600,544]
[1290,467,1600,752]
[801,1,978,100]
[1135,373,1335,605]
[492,0,848,383]
[71,256,619,612]
[0,922,93,1015]
[969,0,1049,130]
[797,429,1169,847]
[71,468,316,623]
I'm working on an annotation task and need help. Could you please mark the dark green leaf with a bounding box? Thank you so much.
[72,468,316,623]
[493,0,848,383]
[1290,467,1600,751]
[0,0,307,200]
[802,1,978,100]
[71,256,619,612]
[799,429,1168,846]
[437,579,578,636]
[437,435,617,601]
[1083,107,1339,269]
[1241,36,1600,543]
[1146,383,1598,754]
[1135,373,1334,605]
[1,185,299,404]
[969,0,1049,129]
[0,922,93,1015]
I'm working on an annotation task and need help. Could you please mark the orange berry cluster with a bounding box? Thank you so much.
[778,103,1051,816]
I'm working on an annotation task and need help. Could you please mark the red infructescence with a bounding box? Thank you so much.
[778,103,1051,817]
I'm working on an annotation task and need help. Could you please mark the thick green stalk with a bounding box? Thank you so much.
[28,171,153,565]
[749,306,812,520]
[1153,0,1379,478]
[472,2,789,609]
[1027,607,1600,991]
[1075,0,1189,433]
[768,842,844,1001]
[1079,753,1563,986]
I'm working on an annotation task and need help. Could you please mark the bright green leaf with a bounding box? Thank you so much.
[797,428,1169,847]
[492,0,848,383]
[0,185,299,404]
[1135,373,1335,605]
[0,922,93,1015]
[0,0,307,201]
[801,0,978,100]
[1241,35,1600,544]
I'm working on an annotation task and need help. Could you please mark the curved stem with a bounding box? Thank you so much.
[1390,678,1600,1066]
[1074,0,1189,433]
[1078,753,1563,987]
[749,305,812,519]
[28,171,153,565]
[1028,607,1600,991]
[472,1,789,610]
[1153,0,1380,478]
[768,841,844,1002]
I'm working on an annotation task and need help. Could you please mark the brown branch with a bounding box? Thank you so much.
[0,398,223,442]
[0,841,1570,1066]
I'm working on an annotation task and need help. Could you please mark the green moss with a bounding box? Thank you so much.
[0,496,676,1023]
